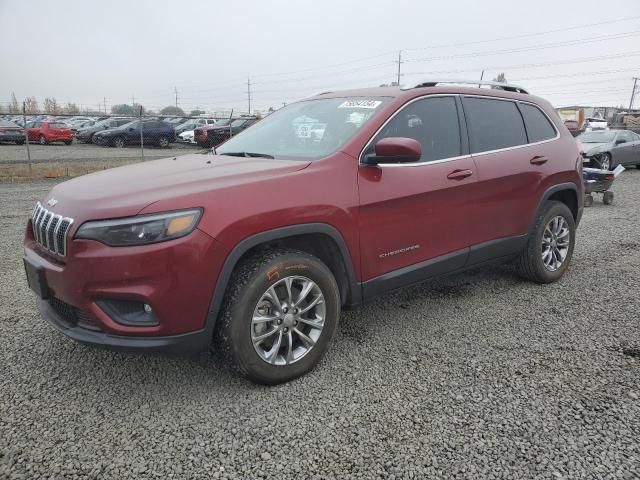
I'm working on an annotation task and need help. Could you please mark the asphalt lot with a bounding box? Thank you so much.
[1,171,639,479]
[0,141,203,164]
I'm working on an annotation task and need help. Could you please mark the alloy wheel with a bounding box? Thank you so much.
[251,276,326,366]
[541,215,570,272]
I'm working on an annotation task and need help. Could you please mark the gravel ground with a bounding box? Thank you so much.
[1,171,639,479]
[0,142,202,164]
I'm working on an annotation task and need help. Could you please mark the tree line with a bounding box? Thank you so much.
[5,92,206,117]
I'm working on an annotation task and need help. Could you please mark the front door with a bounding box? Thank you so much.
[358,95,477,287]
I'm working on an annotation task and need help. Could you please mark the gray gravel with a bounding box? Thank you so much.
[0,142,203,164]
[1,171,639,479]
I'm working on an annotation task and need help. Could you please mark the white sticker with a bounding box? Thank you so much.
[296,123,312,138]
[338,100,382,109]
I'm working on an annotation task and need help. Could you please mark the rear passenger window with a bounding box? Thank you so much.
[519,103,556,143]
[368,96,461,163]
[463,97,527,153]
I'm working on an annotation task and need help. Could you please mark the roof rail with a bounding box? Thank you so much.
[402,79,529,94]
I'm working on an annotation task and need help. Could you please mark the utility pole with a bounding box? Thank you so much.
[247,78,251,115]
[132,95,135,106]
[629,77,639,110]
[174,86,178,108]
[479,70,484,88]
[22,101,31,173]
[396,50,403,86]
[103,97,107,114]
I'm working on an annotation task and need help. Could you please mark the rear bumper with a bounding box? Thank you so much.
[38,298,210,353]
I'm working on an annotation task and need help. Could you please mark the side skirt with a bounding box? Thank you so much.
[361,235,528,301]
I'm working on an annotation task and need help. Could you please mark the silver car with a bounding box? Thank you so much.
[578,130,640,171]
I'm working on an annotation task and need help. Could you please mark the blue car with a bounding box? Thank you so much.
[92,119,176,148]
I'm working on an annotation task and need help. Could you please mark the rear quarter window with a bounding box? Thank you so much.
[463,97,527,153]
[519,103,556,143]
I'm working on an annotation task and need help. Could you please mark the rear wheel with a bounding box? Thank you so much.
[158,135,170,148]
[39,135,47,145]
[15,140,24,145]
[603,191,614,205]
[64,140,72,145]
[111,136,125,148]
[516,201,576,283]
[217,249,341,384]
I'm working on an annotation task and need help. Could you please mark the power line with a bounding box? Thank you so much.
[405,30,640,64]
[404,14,640,52]
[403,51,640,77]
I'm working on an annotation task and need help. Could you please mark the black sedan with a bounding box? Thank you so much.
[0,120,25,145]
[76,118,132,143]
[579,130,640,170]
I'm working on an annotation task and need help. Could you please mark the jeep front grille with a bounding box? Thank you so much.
[31,202,74,256]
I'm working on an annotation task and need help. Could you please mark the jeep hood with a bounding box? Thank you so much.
[43,154,311,220]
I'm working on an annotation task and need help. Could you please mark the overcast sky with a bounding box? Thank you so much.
[1,0,639,113]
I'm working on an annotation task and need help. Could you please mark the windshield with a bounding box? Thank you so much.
[578,131,616,143]
[217,97,389,160]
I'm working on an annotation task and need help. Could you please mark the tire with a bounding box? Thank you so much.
[584,194,594,208]
[599,153,611,171]
[515,201,576,284]
[158,135,170,148]
[15,140,24,145]
[636,164,640,169]
[39,135,47,145]
[111,136,125,148]
[64,140,72,145]
[603,191,614,205]
[217,248,341,384]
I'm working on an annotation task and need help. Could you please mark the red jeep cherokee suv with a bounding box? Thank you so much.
[24,80,583,384]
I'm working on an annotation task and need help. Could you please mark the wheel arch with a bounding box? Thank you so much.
[529,183,580,234]
[204,223,361,341]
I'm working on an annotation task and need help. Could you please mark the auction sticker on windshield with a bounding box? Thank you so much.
[338,100,382,109]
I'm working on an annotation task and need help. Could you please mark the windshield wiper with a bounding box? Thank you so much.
[220,151,275,159]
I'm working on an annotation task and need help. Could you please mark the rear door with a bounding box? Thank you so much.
[460,96,558,248]
[357,95,477,283]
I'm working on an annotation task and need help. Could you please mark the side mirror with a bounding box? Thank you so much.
[362,137,422,165]
[615,138,626,145]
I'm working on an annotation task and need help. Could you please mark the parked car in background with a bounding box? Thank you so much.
[92,119,176,148]
[177,130,195,143]
[194,117,257,147]
[584,117,608,131]
[176,118,219,135]
[0,120,25,144]
[578,129,640,170]
[76,118,131,143]
[26,121,73,145]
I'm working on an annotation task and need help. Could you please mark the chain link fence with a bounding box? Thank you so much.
[0,104,261,179]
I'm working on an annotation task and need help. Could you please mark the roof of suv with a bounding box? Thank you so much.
[308,83,541,104]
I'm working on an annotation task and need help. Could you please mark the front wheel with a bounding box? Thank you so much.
[39,135,47,145]
[515,201,576,284]
[15,140,24,145]
[217,249,341,384]
[599,153,611,171]
[64,140,72,145]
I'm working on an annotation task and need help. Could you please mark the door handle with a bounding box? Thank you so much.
[447,169,473,180]
[530,155,548,165]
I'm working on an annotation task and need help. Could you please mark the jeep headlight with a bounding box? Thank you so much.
[75,209,202,246]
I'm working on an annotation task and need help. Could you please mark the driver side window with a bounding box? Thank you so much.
[367,96,462,163]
